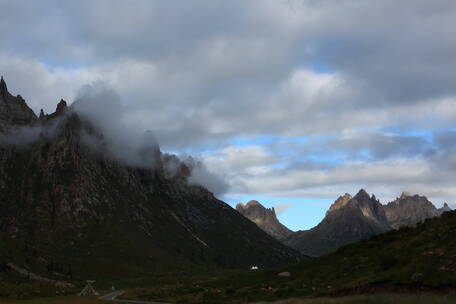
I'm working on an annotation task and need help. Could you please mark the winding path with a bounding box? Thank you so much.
[99,291,168,304]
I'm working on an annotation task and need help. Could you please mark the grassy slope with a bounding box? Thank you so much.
[121,210,456,303]
[256,294,456,304]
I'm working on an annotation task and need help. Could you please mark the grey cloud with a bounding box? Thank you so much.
[72,82,161,168]
[332,131,432,160]
[0,122,59,146]
[2,0,456,205]
[72,82,229,194]
[2,1,456,149]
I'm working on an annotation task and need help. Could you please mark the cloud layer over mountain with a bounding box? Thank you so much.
[1,0,455,208]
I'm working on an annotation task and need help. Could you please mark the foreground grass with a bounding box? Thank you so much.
[0,295,110,304]
[121,211,456,303]
[255,293,456,304]
[3,293,454,304]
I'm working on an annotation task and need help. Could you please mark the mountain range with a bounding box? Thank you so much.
[237,190,452,257]
[0,77,300,282]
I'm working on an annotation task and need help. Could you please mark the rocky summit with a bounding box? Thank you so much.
[236,200,293,240]
[0,76,36,130]
[384,192,451,229]
[0,78,300,280]
[283,189,391,257]
[281,190,452,257]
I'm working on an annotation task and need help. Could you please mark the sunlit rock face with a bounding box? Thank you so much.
[384,193,446,229]
[283,189,391,257]
[236,200,293,240]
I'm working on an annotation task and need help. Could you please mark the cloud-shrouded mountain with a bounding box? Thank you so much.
[0,78,300,280]
[236,200,293,240]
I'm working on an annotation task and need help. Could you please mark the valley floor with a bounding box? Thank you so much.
[257,293,456,304]
[1,293,456,304]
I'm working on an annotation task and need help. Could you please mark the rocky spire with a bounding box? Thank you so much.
[438,203,451,214]
[328,193,352,213]
[55,99,68,114]
[0,76,8,97]
[236,200,293,240]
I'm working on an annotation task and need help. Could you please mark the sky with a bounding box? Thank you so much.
[1,0,456,231]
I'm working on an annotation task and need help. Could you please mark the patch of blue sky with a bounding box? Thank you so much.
[226,195,333,231]
[310,60,335,74]
[228,135,279,147]
[379,126,433,140]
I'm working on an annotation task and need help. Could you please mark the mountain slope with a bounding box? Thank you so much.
[120,210,456,303]
[236,200,293,240]
[0,78,301,282]
[283,190,391,256]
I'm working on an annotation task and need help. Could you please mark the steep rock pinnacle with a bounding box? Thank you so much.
[236,200,293,240]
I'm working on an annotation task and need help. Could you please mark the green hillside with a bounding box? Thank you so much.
[121,210,456,303]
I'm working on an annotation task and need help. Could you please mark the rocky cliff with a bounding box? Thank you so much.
[236,200,293,240]
[439,203,452,214]
[384,193,451,229]
[0,76,36,130]
[0,77,300,280]
[283,190,391,256]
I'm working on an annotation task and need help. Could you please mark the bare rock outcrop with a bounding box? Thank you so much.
[384,193,441,229]
[236,200,293,240]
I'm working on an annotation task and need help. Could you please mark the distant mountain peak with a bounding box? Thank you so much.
[56,99,68,112]
[438,203,452,214]
[354,188,370,199]
[246,200,263,207]
[328,193,352,213]
[236,200,292,240]
[384,193,440,229]
[284,189,390,256]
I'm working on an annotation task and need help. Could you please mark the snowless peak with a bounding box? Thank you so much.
[355,189,370,199]
[56,99,68,114]
[0,76,8,96]
[246,200,262,207]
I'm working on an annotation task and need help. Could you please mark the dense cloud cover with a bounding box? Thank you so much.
[0,0,455,208]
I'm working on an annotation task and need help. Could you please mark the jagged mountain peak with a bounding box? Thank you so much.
[354,188,370,200]
[246,200,263,207]
[236,200,293,240]
[384,193,440,229]
[0,76,37,129]
[56,99,68,113]
[284,190,390,256]
[328,193,352,213]
[439,203,452,214]
[0,75,7,95]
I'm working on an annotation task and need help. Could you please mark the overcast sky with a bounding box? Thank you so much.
[1,0,455,230]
